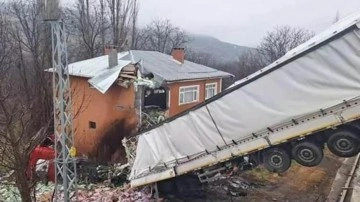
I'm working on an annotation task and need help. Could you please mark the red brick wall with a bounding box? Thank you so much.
[71,77,138,163]
[167,78,222,117]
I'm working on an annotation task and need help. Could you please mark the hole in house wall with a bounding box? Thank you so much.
[144,86,167,109]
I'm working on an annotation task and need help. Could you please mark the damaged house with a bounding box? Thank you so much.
[50,47,232,163]
[50,46,149,163]
[121,48,234,118]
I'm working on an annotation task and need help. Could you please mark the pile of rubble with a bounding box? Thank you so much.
[204,173,260,197]
[77,185,154,202]
[0,182,159,202]
[38,184,158,202]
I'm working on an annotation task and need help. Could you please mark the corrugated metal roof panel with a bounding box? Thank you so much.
[120,50,233,81]
[88,60,131,94]
[67,52,129,78]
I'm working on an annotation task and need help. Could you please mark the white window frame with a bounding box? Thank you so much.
[168,90,171,108]
[205,82,218,99]
[179,85,200,105]
[219,78,223,92]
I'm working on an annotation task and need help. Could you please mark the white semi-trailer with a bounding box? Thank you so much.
[125,12,360,188]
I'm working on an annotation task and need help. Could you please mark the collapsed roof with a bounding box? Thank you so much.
[120,50,233,84]
[57,50,233,93]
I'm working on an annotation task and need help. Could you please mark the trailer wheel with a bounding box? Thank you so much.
[263,147,291,173]
[291,141,323,167]
[327,130,360,157]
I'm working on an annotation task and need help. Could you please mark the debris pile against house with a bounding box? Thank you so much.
[140,109,166,130]
[122,136,139,166]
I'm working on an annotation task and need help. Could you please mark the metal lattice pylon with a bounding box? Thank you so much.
[50,21,78,202]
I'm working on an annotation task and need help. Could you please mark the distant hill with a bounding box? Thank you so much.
[186,34,254,64]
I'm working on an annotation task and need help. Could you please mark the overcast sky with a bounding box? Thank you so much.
[137,0,360,47]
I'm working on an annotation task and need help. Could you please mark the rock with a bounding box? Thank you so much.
[227,190,247,197]
[228,181,240,188]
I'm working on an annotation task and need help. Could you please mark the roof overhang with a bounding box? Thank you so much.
[165,75,234,84]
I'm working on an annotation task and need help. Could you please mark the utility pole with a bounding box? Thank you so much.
[44,1,77,201]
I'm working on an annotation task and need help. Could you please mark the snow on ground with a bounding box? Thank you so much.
[0,182,157,202]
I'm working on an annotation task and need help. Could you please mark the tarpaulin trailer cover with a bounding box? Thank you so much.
[130,12,360,181]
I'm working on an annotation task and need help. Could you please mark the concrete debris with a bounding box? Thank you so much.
[228,179,250,190]
[228,190,247,197]
[202,171,264,198]
[74,185,155,202]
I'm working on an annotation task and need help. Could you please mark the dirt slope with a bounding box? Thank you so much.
[169,150,343,202]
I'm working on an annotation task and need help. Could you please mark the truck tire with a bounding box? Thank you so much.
[327,130,360,157]
[263,147,291,173]
[291,141,323,167]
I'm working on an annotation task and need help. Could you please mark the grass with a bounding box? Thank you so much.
[243,160,301,183]
[245,166,273,182]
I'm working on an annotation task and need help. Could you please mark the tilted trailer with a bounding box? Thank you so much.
[124,12,360,188]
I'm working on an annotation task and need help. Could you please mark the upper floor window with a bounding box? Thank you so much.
[179,85,199,105]
[205,83,217,99]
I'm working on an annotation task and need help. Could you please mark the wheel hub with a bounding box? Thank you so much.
[336,138,353,152]
[271,155,282,167]
[299,148,315,162]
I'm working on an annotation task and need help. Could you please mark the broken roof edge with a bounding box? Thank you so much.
[44,67,92,78]
[88,60,132,94]
[122,50,234,80]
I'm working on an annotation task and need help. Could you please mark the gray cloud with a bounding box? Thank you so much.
[138,0,360,47]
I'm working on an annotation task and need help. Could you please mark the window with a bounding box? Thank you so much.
[205,83,217,99]
[179,85,199,105]
[89,121,96,129]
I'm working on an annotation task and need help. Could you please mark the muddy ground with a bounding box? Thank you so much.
[166,150,343,202]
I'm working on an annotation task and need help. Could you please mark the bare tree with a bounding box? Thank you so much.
[185,49,218,67]
[0,3,51,201]
[100,0,106,48]
[217,26,314,88]
[228,51,262,76]
[130,0,139,49]
[66,0,109,60]
[10,0,52,120]
[134,19,189,54]
[65,0,139,60]
[107,0,138,51]
[258,26,314,65]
